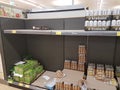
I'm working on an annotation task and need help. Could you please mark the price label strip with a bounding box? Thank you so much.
[19,83,23,86]
[56,31,61,35]
[12,30,16,34]
[8,80,13,84]
[117,32,120,36]
[25,85,30,88]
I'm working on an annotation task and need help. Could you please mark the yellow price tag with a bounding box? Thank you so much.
[8,80,13,84]
[12,30,16,34]
[56,31,61,35]
[117,32,120,36]
[19,83,23,86]
[25,85,30,88]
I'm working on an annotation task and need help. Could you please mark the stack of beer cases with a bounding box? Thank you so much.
[78,45,86,72]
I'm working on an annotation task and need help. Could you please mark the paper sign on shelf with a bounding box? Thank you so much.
[42,75,50,80]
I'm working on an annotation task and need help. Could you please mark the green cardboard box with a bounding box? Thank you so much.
[24,69,36,84]
[13,76,20,82]
[35,65,43,74]
[14,60,38,75]
[19,77,24,83]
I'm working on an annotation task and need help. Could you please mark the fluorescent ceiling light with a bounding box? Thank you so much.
[53,0,73,6]
[18,0,42,8]
[0,1,13,5]
[0,1,16,6]
[26,0,37,4]
[114,5,120,9]
[26,0,45,8]
[74,0,80,5]
[99,0,103,9]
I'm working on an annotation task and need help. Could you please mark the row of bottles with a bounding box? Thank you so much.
[85,9,120,31]
[85,9,120,20]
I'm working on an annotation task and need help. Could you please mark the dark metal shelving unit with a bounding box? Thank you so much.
[0,16,120,90]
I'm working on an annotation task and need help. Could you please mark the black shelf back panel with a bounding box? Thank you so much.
[25,18,85,30]
[88,36,116,65]
[1,18,27,76]
[64,18,85,30]
[25,19,64,30]
[115,37,120,65]
[64,36,87,60]
[1,18,25,30]
[27,35,64,71]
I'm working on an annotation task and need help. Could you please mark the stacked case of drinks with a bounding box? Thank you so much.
[105,65,114,79]
[95,64,105,80]
[64,60,71,69]
[55,82,80,90]
[78,45,86,72]
[71,61,78,70]
[87,63,95,76]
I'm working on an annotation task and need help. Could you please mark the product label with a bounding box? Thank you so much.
[19,83,23,86]
[25,85,30,88]
[56,31,61,35]
[14,61,25,65]
[12,30,16,34]
[117,32,120,36]
[13,71,23,77]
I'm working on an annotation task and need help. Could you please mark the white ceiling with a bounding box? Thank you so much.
[0,0,120,10]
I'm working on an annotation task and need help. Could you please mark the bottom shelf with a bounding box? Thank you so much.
[8,70,47,90]
[7,69,117,90]
[87,76,117,90]
[8,69,84,90]
[8,81,46,90]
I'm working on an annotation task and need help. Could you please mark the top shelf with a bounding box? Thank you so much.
[4,29,120,36]
[85,15,111,17]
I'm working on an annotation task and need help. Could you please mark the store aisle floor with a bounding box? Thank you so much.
[0,83,21,90]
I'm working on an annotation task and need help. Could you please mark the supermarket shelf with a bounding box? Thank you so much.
[8,81,47,90]
[87,76,117,90]
[85,15,111,17]
[7,70,46,90]
[4,29,120,36]
[85,26,109,28]
[4,30,52,35]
